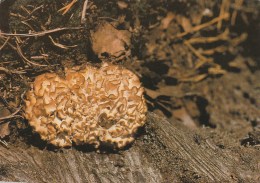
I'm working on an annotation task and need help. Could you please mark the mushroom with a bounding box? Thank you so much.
[24,63,147,149]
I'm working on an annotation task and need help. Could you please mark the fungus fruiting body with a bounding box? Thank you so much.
[24,63,147,148]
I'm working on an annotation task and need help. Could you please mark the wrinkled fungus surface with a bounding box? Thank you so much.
[24,63,147,148]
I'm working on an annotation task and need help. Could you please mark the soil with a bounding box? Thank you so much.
[0,0,260,182]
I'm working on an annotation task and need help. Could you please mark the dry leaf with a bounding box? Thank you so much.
[90,22,131,60]
[180,16,192,32]
[180,74,207,82]
[117,1,128,9]
[0,107,11,138]
[160,12,175,30]
[172,107,197,129]
[0,122,10,138]
[208,66,226,75]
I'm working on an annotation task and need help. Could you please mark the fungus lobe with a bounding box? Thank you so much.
[24,63,147,148]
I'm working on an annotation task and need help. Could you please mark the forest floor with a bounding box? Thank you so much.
[0,0,260,182]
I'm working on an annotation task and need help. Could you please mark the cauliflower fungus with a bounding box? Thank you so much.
[24,63,147,148]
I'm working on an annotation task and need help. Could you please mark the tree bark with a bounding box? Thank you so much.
[0,113,259,182]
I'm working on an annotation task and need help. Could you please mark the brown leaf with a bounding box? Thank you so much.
[160,12,175,30]
[180,74,207,82]
[145,88,161,99]
[208,66,226,75]
[180,16,192,32]
[172,107,197,129]
[0,107,11,138]
[0,122,10,138]
[90,22,131,60]
[117,1,128,9]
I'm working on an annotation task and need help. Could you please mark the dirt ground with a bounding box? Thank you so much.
[0,0,260,182]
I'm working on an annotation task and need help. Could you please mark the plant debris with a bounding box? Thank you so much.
[0,0,259,181]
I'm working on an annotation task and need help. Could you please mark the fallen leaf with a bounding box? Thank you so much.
[0,107,11,138]
[172,107,197,129]
[160,12,175,30]
[0,122,10,138]
[117,1,128,9]
[208,66,226,75]
[180,74,207,82]
[179,16,192,32]
[90,22,131,60]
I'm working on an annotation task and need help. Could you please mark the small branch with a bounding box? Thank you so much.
[29,5,44,16]
[48,36,77,49]
[184,41,213,63]
[0,27,83,37]
[0,67,26,74]
[231,0,244,26]
[187,29,230,44]
[14,41,48,67]
[217,0,230,30]
[58,0,78,15]
[174,13,229,39]
[81,0,89,24]
[0,37,10,50]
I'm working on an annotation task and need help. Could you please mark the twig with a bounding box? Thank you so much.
[6,41,47,67]
[217,0,225,30]
[15,34,23,44]
[187,29,229,44]
[21,5,31,15]
[174,13,229,39]
[184,41,213,63]
[179,74,208,82]
[58,0,78,15]
[217,0,230,30]
[200,46,228,55]
[15,40,48,66]
[231,0,244,26]
[48,35,77,49]
[230,3,255,13]
[0,36,10,50]
[0,27,83,37]
[81,0,89,24]
[230,33,247,46]
[10,12,26,19]
[29,5,44,16]
[21,20,36,32]
[0,67,26,74]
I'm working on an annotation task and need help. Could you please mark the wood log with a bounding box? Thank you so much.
[0,113,259,182]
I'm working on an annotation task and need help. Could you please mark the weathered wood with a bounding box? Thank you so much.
[145,113,260,182]
[0,113,259,182]
[0,142,162,182]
